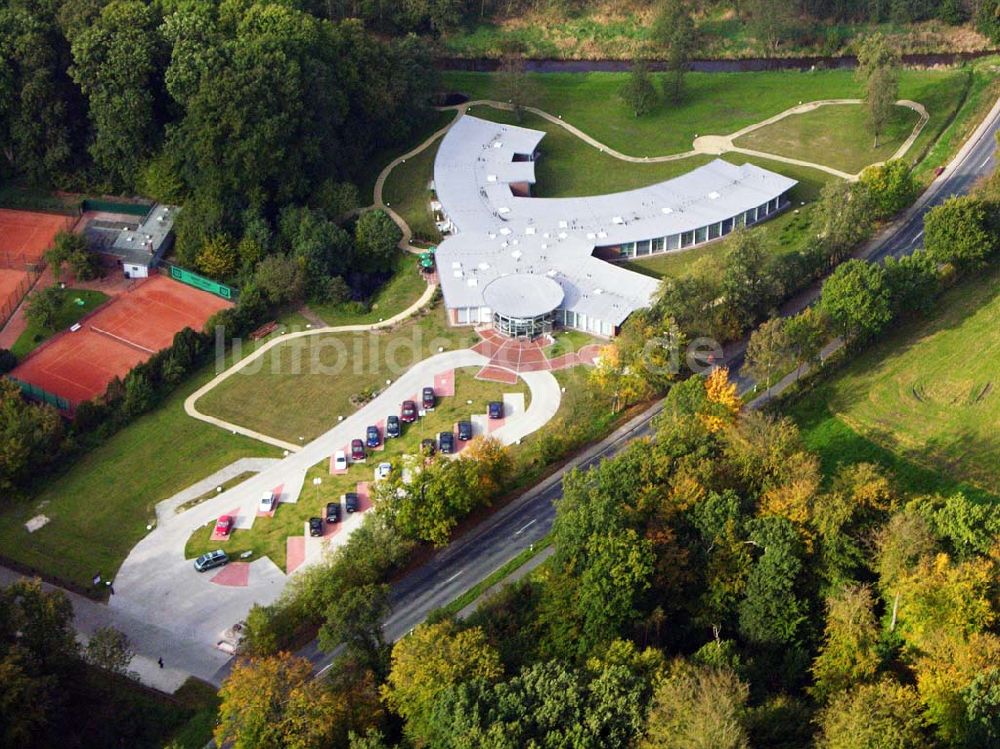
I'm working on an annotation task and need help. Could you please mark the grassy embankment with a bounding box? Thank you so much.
[787,263,1000,503]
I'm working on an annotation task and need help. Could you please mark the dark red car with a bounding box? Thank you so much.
[400,400,417,423]
[351,439,366,462]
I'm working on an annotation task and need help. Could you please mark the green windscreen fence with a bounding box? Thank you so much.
[7,376,71,411]
[166,265,236,300]
[81,199,152,217]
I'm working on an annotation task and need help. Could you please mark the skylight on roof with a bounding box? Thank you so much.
[511,250,522,259]
[558,220,568,229]
[586,232,596,240]
[498,207,510,214]
[525,227,536,235]
[451,261,461,269]
[661,207,673,214]
[478,262,490,270]
[467,278,478,287]
[487,175,497,182]
[493,142,503,149]
[499,227,511,235]
[453,270,463,278]
[708,191,720,199]
[558,232,567,239]
[612,216,624,224]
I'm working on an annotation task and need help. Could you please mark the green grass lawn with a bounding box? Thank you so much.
[788,265,1000,500]
[444,68,967,163]
[544,328,600,359]
[11,288,108,359]
[197,298,481,444]
[0,363,278,590]
[469,105,717,196]
[382,136,443,243]
[359,108,457,204]
[734,103,920,175]
[307,254,429,325]
[185,367,529,568]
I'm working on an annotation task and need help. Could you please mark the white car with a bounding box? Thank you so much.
[258,491,276,513]
[333,450,348,471]
[375,462,392,482]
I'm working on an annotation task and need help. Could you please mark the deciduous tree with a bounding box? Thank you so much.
[620,62,657,118]
[744,317,792,391]
[816,679,928,749]
[855,34,901,148]
[924,196,995,271]
[820,259,893,343]
[810,585,881,702]
[382,620,502,745]
[354,209,401,274]
[640,661,750,749]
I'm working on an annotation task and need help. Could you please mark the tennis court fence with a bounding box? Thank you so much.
[6,375,71,411]
[0,270,39,328]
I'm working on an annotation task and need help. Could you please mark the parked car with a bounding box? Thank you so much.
[326,502,340,524]
[400,400,418,423]
[333,450,348,471]
[344,492,360,513]
[488,401,504,419]
[386,414,401,438]
[309,517,323,537]
[258,491,277,513]
[457,420,473,441]
[375,462,392,482]
[194,549,229,572]
[214,515,234,537]
[422,386,436,410]
[366,425,381,448]
[351,439,366,462]
[420,438,436,456]
[439,431,455,454]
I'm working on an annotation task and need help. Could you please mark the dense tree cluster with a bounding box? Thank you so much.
[1,0,433,297]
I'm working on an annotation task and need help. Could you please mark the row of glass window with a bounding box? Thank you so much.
[616,196,783,259]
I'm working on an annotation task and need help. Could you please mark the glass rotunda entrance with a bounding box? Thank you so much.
[482,274,564,340]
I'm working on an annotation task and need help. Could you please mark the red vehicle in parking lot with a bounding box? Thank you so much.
[400,400,418,423]
[215,515,233,537]
[351,438,366,462]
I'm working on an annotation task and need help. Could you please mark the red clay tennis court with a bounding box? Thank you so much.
[0,208,74,265]
[11,274,231,405]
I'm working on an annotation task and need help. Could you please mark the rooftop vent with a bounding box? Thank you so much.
[612,216,624,225]
[586,232,596,240]
[467,278,478,287]
[597,231,608,239]
[487,175,497,182]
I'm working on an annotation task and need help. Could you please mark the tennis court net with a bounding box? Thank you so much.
[90,325,157,355]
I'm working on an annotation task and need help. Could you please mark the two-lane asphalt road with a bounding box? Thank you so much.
[291,96,1000,679]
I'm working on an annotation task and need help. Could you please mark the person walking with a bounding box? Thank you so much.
[158,657,164,669]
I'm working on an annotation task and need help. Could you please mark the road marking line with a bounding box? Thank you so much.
[444,569,464,584]
[981,157,991,168]
[911,230,923,244]
[515,519,537,535]
[317,662,333,677]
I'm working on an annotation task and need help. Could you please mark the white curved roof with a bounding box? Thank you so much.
[483,273,564,318]
[433,115,797,328]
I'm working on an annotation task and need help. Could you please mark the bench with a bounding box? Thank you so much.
[249,320,278,340]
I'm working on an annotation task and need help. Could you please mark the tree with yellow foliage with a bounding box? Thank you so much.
[215,653,340,749]
[701,367,741,432]
[382,620,502,746]
[810,584,881,702]
[589,343,654,413]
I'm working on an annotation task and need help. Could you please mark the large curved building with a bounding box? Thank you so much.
[433,115,796,338]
